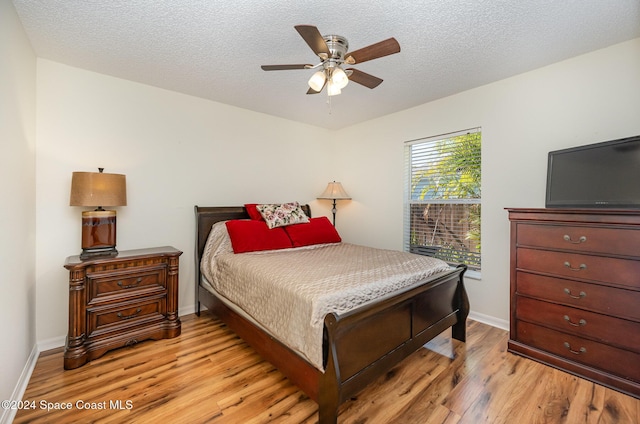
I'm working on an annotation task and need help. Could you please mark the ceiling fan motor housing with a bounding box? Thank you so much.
[323,35,349,61]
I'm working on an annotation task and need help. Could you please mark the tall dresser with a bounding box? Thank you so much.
[507,208,640,398]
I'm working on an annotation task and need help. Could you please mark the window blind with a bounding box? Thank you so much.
[403,129,481,271]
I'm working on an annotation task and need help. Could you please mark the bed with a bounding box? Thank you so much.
[194,204,469,423]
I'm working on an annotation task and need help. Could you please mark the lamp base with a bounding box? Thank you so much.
[80,210,118,259]
[79,247,118,260]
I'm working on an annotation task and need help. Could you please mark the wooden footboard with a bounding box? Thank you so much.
[194,205,469,424]
[319,265,467,423]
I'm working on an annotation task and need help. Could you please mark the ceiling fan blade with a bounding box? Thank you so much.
[261,64,312,71]
[295,25,330,58]
[345,38,400,64]
[346,68,383,89]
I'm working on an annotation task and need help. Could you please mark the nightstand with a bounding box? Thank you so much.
[63,246,182,369]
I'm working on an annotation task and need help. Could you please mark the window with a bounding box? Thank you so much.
[404,129,481,272]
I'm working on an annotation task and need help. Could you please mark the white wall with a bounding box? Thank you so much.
[334,38,640,323]
[0,0,37,414]
[35,59,335,343]
[32,38,640,344]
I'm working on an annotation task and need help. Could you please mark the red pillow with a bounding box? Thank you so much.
[244,204,263,220]
[225,220,293,253]
[284,216,342,247]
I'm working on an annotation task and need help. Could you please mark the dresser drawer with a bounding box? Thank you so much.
[516,223,640,256]
[516,296,640,352]
[516,321,640,383]
[87,296,167,338]
[87,265,167,304]
[517,248,640,289]
[516,272,640,321]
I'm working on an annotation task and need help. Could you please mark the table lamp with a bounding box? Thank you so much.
[70,168,127,259]
[317,181,351,226]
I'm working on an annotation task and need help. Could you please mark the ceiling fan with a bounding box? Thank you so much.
[261,25,400,96]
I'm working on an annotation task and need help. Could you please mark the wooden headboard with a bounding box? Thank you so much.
[193,205,312,285]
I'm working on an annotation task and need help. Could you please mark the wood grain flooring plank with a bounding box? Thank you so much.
[337,356,448,422]
[387,325,509,423]
[443,336,541,423]
[14,312,638,424]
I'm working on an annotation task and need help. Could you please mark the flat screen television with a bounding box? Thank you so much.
[546,135,640,209]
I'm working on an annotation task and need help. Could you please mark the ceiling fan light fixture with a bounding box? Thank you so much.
[262,25,401,97]
[331,67,349,89]
[308,71,326,92]
[327,82,341,96]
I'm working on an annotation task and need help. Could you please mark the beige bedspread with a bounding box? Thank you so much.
[200,221,451,370]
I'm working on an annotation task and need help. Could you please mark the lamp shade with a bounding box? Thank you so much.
[331,67,349,89]
[308,70,327,92]
[327,83,342,97]
[318,181,351,200]
[70,171,127,207]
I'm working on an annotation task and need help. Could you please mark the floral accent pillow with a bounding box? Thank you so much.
[257,202,310,229]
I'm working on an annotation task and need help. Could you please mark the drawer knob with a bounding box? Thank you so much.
[563,342,586,355]
[563,235,587,244]
[564,261,587,271]
[563,315,587,327]
[563,288,586,299]
[117,308,142,320]
[117,277,142,289]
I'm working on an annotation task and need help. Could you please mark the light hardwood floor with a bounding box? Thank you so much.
[14,312,639,423]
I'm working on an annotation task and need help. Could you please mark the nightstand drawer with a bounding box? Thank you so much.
[516,272,640,321]
[517,248,640,289]
[516,223,640,256]
[87,265,167,304]
[516,296,640,352]
[87,296,167,338]
[516,321,640,383]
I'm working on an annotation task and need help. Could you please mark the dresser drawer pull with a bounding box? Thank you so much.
[117,308,142,320]
[563,342,586,355]
[563,315,587,327]
[563,235,587,244]
[563,288,586,299]
[117,277,142,289]
[563,261,587,271]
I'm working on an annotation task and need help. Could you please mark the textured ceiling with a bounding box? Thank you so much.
[12,0,640,130]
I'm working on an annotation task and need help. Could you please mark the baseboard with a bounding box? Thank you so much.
[179,304,200,316]
[182,303,209,316]
[37,335,66,352]
[0,345,39,424]
[468,310,509,331]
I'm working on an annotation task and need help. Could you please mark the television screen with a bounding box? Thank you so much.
[546,135,640,208]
